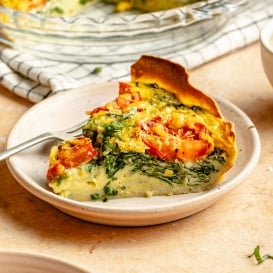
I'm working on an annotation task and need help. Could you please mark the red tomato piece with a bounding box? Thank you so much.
[119,82,132,94]
[47,137,98,180]
[141,117,211,162]
[116,91,141,110]
[176,139,211,162]
[87,106,109,116]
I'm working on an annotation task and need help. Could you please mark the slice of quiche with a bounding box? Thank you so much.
[47,55,237,202]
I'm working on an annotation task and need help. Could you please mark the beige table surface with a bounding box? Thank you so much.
[0,42,273,272]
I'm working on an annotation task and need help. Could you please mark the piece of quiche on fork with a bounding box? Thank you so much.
[46,55,237,202]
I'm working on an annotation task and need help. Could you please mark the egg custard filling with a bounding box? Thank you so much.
[46,55,237,202]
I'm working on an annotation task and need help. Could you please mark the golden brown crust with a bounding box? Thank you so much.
[131,55,222,118]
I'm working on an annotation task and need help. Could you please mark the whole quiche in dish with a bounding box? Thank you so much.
[0,0,201,15]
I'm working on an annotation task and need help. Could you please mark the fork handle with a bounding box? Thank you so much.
[0,132,54,161]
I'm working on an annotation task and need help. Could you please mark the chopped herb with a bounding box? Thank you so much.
[105,121,123,135]
[51,6,64,14]
[82,161,97,172]
[90,193,101,200]
[91,67,102,75]
[248,245,273,264]
[90,183,119,202]
[79,0,93,5]
[103,154,126,178]
[104,184,118,196]
[102,183,119,201]
[56,178,63,186]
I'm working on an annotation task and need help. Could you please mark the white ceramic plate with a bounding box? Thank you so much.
[6,82,260,226]
[0,251,89,273]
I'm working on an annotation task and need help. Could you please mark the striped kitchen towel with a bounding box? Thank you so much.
[0,0,272,103]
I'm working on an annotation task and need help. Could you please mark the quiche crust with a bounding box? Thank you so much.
[131,55,222,118]
[47,55,237,202]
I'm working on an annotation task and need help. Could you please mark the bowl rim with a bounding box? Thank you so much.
[260,19,273,54]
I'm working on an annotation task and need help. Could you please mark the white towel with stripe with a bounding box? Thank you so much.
[0,0,272,103]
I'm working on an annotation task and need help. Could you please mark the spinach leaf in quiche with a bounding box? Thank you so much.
[98,149,226,186]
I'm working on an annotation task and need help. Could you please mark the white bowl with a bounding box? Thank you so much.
[260,19,273,88]
[0,251,89,273]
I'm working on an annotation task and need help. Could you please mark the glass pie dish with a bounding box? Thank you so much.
[0,0,248,63]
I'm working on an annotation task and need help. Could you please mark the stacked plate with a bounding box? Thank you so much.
[0,252,89,273]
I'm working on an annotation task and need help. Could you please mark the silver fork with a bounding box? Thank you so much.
[0,120,86,161]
